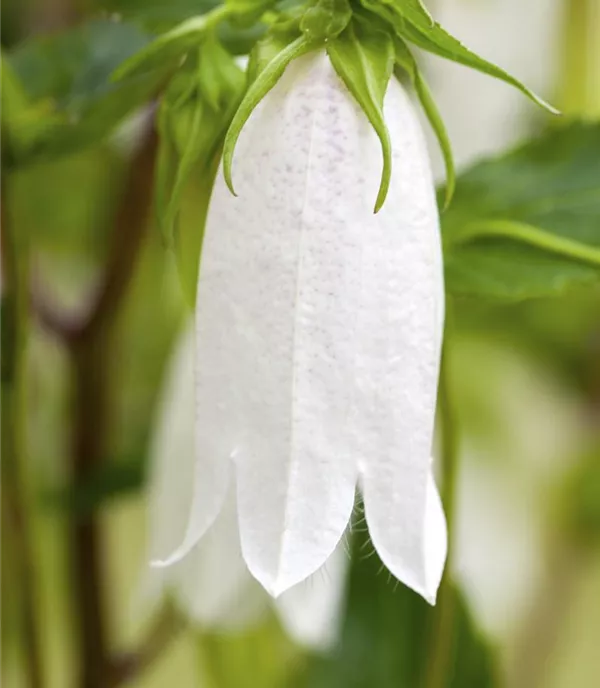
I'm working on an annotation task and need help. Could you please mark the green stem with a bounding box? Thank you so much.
[1,179,44,687]
[450,219,600,268]
[67,129,159,688]
[33,128,159,687]
[558,0,599,116]
[425,300,460,688]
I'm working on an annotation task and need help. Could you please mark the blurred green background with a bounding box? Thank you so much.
[2,1,600,687]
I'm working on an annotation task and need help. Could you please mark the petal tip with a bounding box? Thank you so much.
[149,557,174,570]
[149,546,188,569]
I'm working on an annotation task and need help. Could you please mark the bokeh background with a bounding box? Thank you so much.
[2,1,600,687]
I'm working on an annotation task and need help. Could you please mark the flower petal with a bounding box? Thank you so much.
[174,485,269,630]
[151,323,231,569]
[197,52,367,596]
[144,326,268,628]
[147,323,197,565]
[424,471,448,600]
[356,74,444,604]
[275,535,349,650]
[194,51,444,599]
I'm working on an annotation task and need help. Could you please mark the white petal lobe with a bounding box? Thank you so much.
[144,324,267,628]
[147,324,199,567]
[358,78,445,603]
[174,486,268,630]
[152,327,232,569]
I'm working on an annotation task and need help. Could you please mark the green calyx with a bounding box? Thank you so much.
[114,0,560,231]
[156,34,245,306]
[218,0,558,214]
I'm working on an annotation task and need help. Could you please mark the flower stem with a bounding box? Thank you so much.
[558,0,600,117]
[68,128,158,688]
[1,179,44,688]
[424,299,460,688]
[34,126,159,687]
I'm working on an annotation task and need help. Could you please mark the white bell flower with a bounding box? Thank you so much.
[145,322,348,647]
[156,51,447,604]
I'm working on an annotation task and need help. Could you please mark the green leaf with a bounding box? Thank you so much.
[101,0,220,26]
[1,54,59,164]
[10,20,148,101]
[112,4,230,80]
[104,0,268,54]
[1,54,31,129]
[300,0,353,41]
[327,18,395,213]
[442,123,600,300]
[359,0,558,115]
[296,527,497,688]
[6,20,167,164]
[394,36,454,208]
[223,33,315,195]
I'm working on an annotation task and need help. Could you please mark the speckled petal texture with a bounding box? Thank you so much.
[190,51,445,601]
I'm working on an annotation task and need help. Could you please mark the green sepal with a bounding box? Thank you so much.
[300,0,353,41]
[327,18,395,213]
[157,94,223,304]
[394,36,455,208]
[223,33,316,196]
[359,0,559,115]
[156,42,244,303]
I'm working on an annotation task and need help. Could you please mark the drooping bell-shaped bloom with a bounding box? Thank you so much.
[156,51,447,603]
[144,322,347,646]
